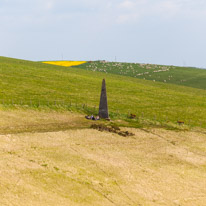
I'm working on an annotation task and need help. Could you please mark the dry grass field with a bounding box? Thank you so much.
[0,108,91,134]
[0,109,206,206]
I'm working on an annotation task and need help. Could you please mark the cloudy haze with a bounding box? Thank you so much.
[0,0,206,67]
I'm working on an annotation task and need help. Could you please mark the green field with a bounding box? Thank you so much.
[77,61,206,90]
[0,56,206,128]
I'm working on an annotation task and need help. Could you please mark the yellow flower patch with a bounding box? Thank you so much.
[43,61,87,67]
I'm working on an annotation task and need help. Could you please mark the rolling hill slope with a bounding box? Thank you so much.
[1,57,206,206]
[77,61,206,90]
[1,119,206,206]
[0,56,206,128]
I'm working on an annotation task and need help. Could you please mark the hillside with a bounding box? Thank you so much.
[0,109,206,206]
[0,57,206,205]
[0,56,206,128]
[77,61,206,90]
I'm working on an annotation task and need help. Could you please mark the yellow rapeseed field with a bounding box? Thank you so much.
[43,61,86,67]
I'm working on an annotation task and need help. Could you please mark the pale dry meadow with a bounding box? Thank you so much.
[0,109,206,206]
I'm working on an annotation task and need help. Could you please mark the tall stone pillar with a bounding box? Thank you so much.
[98,79,109,119]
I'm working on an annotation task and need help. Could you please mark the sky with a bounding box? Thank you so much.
[0,0,206,68]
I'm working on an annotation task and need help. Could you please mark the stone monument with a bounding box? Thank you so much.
[98,79,109,119]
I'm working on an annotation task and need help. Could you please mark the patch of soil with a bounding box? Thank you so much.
[91,124,134,137]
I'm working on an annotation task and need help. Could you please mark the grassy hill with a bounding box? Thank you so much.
[1,57,206,205]
[77,61,206,90]
[1,56,206,128]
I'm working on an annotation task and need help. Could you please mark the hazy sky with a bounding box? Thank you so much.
[1,0,206,67]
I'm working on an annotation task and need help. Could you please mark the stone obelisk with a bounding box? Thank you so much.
[98,79,109,119]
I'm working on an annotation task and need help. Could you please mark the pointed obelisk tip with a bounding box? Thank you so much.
[98,79,109,119]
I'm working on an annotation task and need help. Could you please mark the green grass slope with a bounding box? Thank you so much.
[1,56,206,128]
[77,61,206,90]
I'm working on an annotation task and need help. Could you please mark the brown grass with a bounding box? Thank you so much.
[0,108,91,134]
[0,109,206,205]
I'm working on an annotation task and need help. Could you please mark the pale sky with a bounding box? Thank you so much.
[1,0,206,68]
